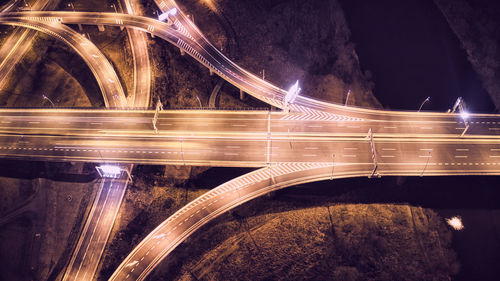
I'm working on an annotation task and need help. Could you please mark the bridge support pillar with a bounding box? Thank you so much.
[239,89,245,100]
[209,69,213,76]
[98,25,105,32]
[180,49,185,56]
[78,24,83,31]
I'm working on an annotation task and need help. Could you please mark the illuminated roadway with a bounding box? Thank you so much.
[0,10,474,119]
[0,107,491,281]
[0,108,499,165]
[0,5,130,281]
[0,11,335,111]
[1,7,499,281]
[0,14,127,107]
[0,7,147,281]
[62,175,129,281]
[0,0,59,90]
[65,2,151,279]
[120,0,151,107]
[0,107,499,280]
[63,1,150,278]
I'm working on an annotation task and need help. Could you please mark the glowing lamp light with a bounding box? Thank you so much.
[285,80,301,104]
[159,8,177,22]
[460,110,470,120]
[446,216,464,231]
[97,165,122,178]
[168,7,178,15]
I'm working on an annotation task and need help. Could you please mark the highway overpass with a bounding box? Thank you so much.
[0,108,499,166]
[0,5,498,281]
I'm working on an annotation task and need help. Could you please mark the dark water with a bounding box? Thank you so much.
[340,0,496,113]
[337,0,500,280]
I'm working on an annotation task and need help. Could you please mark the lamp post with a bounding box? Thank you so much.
[68,2,75,11]
[195,95,202,109]
[42,94,55,107]
[23,0,30,9]
[96,165,132,182]
[418,96,430,112]
[460,110,470,137]
[111,3,117,13]
[345,89,351,106]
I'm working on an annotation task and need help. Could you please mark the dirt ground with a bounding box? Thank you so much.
[0,177,97,281]
[170,204,458,281]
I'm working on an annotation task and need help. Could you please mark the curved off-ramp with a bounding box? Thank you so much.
[0,0,61,90]
[0,16,127,108]
[0,11,478,122]
[110,158,500,280]
[119,0,151,108]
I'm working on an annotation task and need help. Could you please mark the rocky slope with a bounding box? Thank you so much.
[434,0,500,110]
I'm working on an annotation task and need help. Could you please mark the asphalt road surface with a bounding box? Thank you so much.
[63,176,129,281]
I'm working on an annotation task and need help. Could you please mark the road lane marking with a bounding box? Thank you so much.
[455,155,468,158]
[382,148,396,151]
[455,148,469,151]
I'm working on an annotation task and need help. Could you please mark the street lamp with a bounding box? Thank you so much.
[345,89,351,106]
[284,80,301,113]
[159,8,178,22]
[454,98,470,137]
[460,110,470,120]
[195,95,202,108]
[418,96,430,112]
[452,97,463,113]
[110,3,117,13]
[42,94,55,107]
[68,2,75,11]
[96,165,132,181]
[22,0,30,9]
